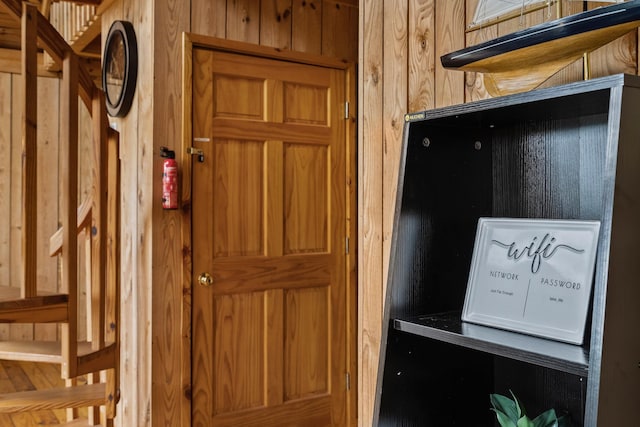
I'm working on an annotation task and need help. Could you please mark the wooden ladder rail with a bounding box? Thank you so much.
[0,1,121,424]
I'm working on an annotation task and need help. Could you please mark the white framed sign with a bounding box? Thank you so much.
[462,218,601,345]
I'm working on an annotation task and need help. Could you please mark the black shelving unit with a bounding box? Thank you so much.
[373,74,640,427]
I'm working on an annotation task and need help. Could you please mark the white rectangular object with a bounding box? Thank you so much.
[462,218,600,345]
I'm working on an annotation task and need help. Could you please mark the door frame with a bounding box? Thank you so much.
[181,33,357,426]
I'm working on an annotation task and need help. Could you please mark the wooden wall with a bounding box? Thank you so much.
[101,1,358,426]
[358,0,639,426]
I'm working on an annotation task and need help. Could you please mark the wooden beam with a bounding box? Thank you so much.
[0,48,60,76]
[0,295,69,323]
[21,2,38,299]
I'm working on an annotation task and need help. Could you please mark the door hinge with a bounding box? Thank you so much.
[346,372,351,391]
[345,237,350,254]
[344,101,349,119]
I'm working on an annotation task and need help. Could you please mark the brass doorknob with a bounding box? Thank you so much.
[198,272,213,287]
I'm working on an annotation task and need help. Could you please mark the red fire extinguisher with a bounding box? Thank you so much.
[160,147,178,210]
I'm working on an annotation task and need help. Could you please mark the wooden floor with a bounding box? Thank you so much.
[0,359,87,426]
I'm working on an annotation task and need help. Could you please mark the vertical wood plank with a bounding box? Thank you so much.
[0,73,11,296]
[435,0,465,108]
[191,0,227,37]
[359,0,384,426]
[408,0,434,112]
[130,0,149,423]
[21,2,38,299]
[345,62,358,427]
[0,72,11,341]
[382,0,407,293]
[292,0,322,54]
[34,77,60,342]
[181,35,194,427]
[101,1,136,425]
[77,99,93,343]
[189,47,213,426]
[152,0,189,426]
[322,1,358,61]
[10,74,32,341]
[60,52,79,379]
[227,0,260,43]
[260,0,293,51]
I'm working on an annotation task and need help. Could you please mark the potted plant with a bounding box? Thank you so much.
[490,391,568,427]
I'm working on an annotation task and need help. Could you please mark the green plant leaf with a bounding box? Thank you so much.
[532,409,558,427]
[490,393,520,422]
[510,390,526,418]
[517,415,535,427]
[492,409,518,427]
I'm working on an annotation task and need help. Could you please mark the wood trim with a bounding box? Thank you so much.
[344,60,358,427]
[180,31,194,427]
[186,33,352,70]
[181,33,357,427]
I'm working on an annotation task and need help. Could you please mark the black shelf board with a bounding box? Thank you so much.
[393,312,589,376]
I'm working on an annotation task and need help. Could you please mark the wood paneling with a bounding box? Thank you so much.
[261,0,293,51]
[359,0,384,426]
[292,0,322,55]
[322,1,358,61]
[2,0,358,426]
[359,0,640,426]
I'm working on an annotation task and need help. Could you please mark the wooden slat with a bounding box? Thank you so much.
[226,0,260,44]
[60,51,79,379]
[21,2,38,299]
[383,0,408,297]
[260,0,292,51]
[191,0,227,37]
[0,383,106,413]
[322,0,358,61]
[292,0,322,54]
[76,344,116,376]
[35,75,60,342]
[104,128,120,420]
[49,198,92,257]
[435,0,465,107]
[0,295,68,323]
[0,73,10,342]
[408,0,435,112]
[10,68,31,342]
[359,0,384,426]
[0,341,93,364]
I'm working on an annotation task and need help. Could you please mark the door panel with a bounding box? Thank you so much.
[284,143,328,254]
[212,140,264,257]
[192,48,348,426]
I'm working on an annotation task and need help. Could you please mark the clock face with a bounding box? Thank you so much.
[102,21,137,117]
[105,31,126,105]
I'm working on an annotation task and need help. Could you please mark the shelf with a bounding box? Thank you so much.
[393,312,589,376]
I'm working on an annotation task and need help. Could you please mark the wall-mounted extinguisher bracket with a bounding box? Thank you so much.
[160,146,178,210]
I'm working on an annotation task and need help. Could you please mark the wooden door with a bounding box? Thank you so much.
[191,48,350,427]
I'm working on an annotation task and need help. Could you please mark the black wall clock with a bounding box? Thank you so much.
[102,20,138,117]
